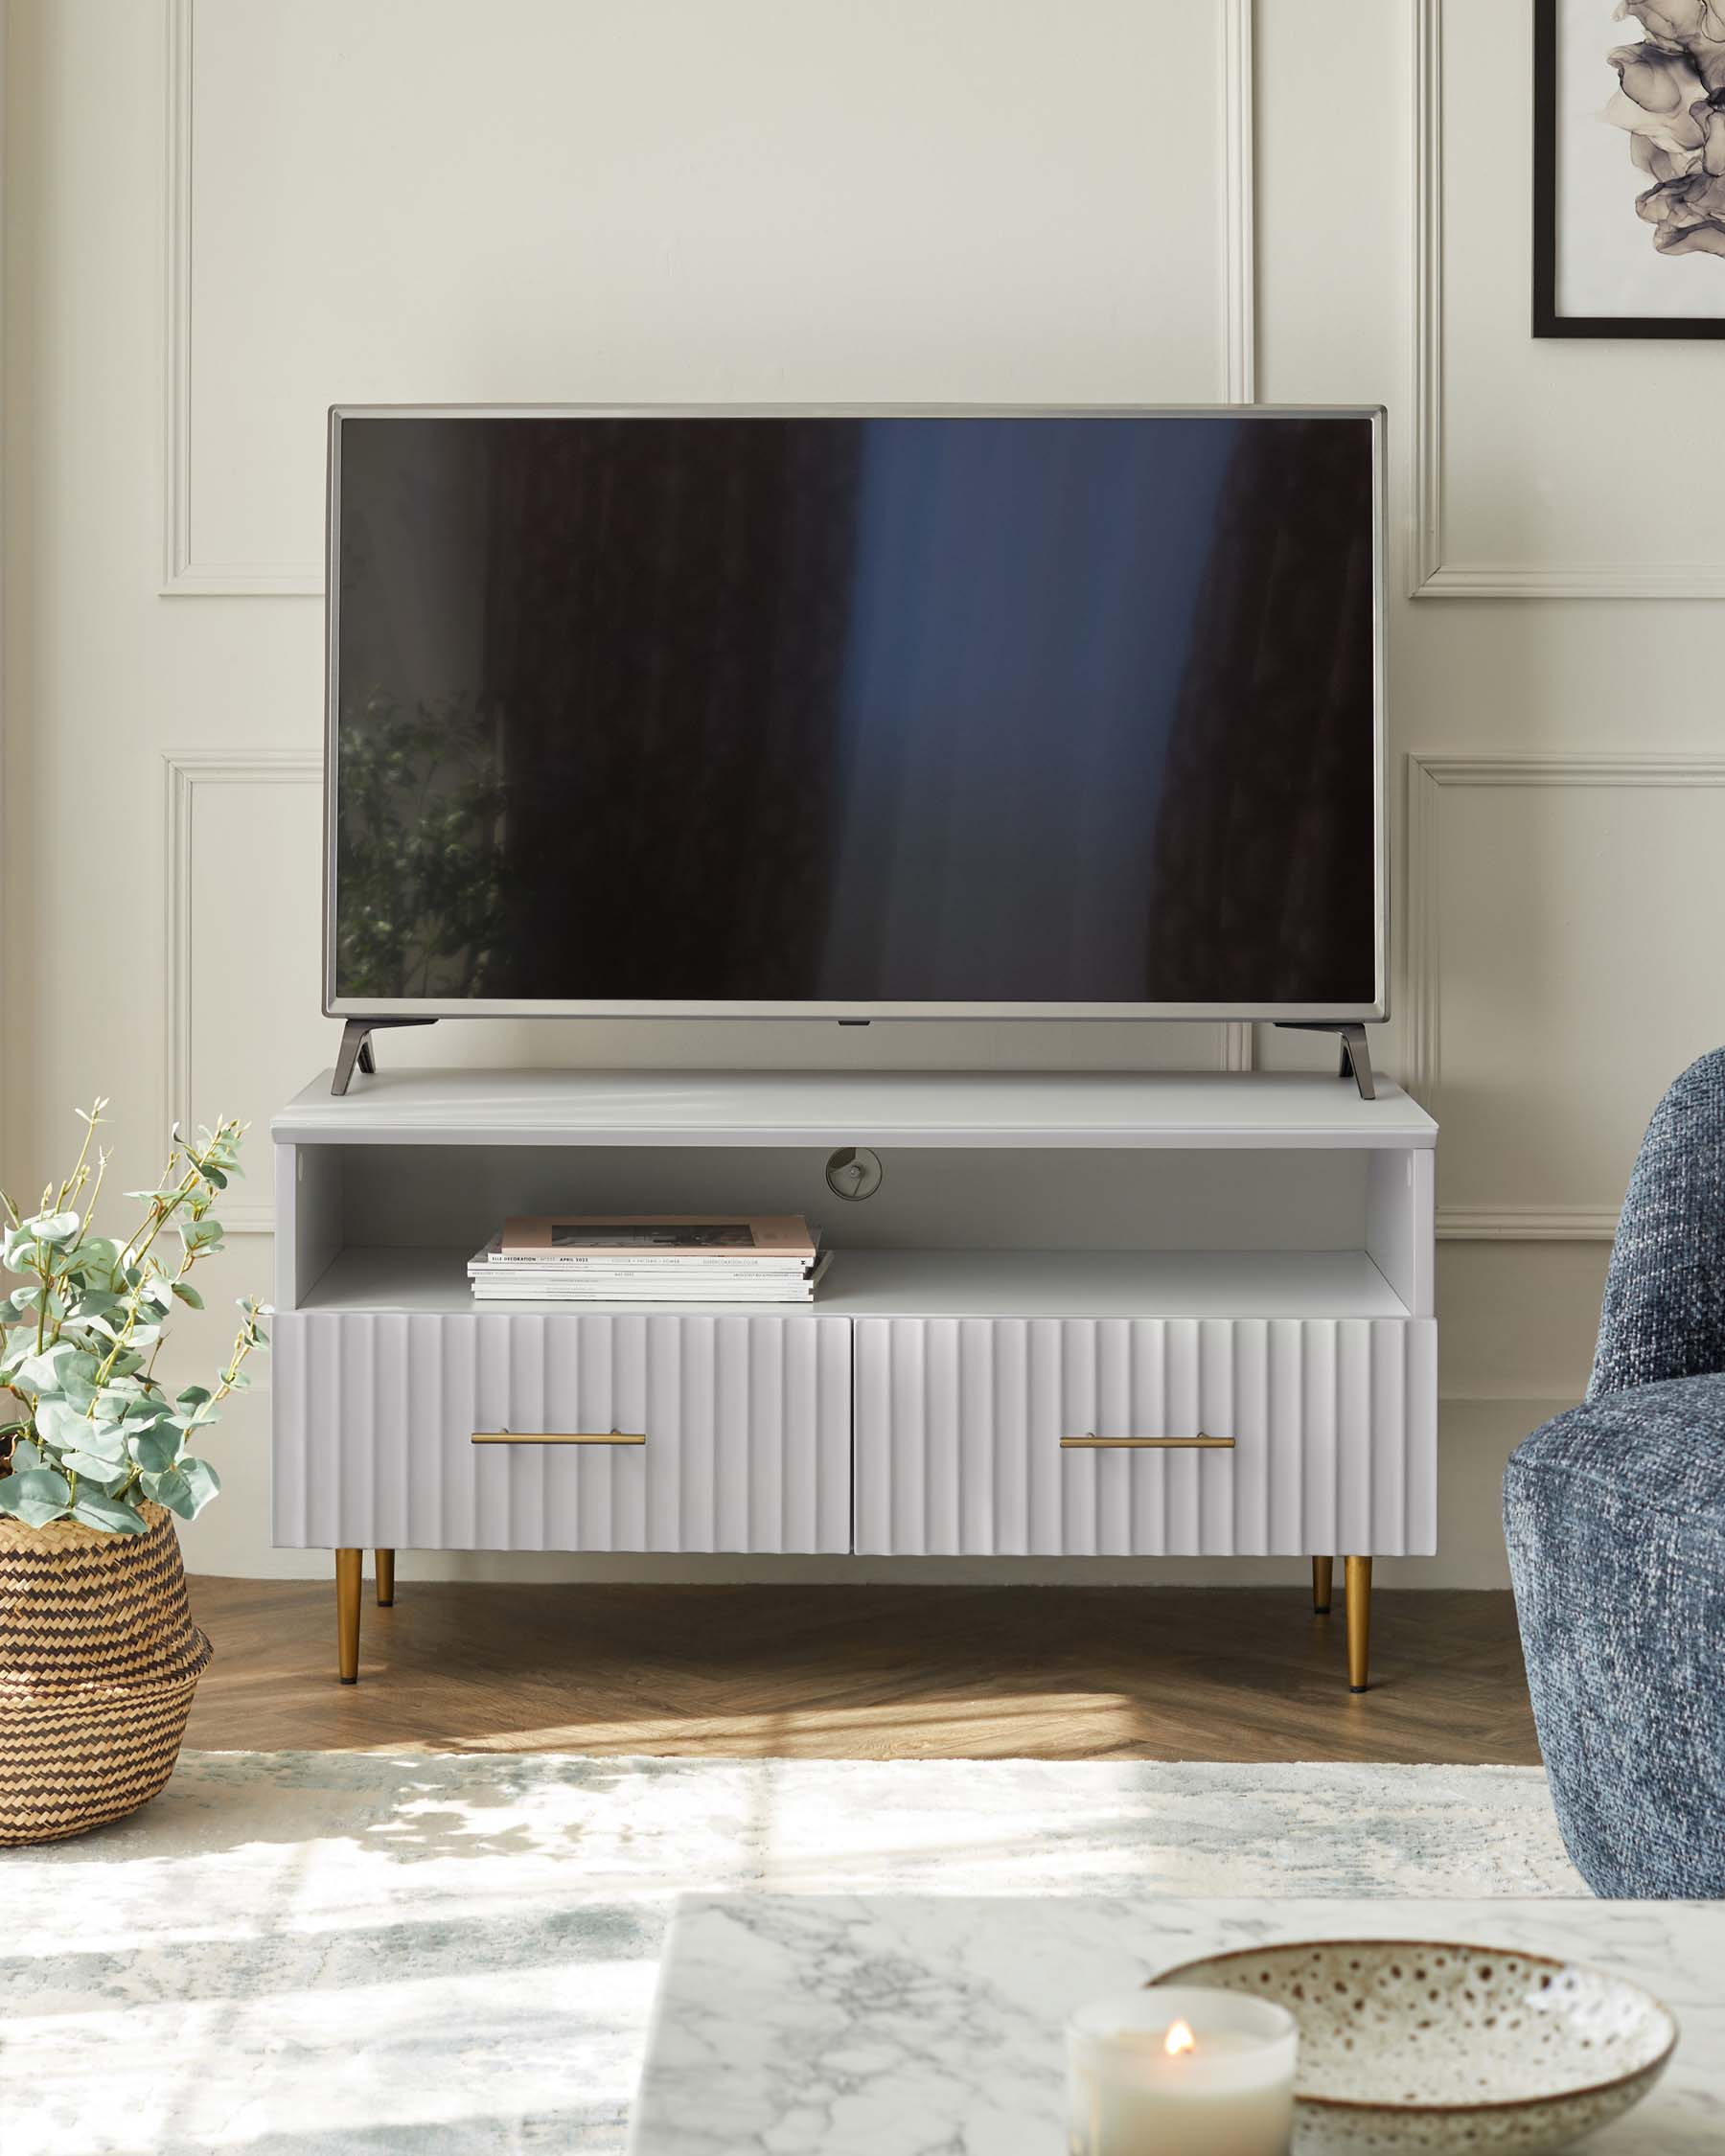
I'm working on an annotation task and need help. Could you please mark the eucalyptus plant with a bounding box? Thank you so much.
[0,1104,267,1535]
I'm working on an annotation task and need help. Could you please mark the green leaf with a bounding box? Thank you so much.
[60,1253,118,1295]
[177,1456,220,1517]
[7,1438,43,1473]
[51,1351,104,1412]
[0,1465,73,1525]
[70,1491,149,1535]
[28,1210,81,1245]
[34,1397,95,1452]
[127,1426,180,1474]
[12,1340,76,1392]
[176,1384,214,1411]
[79,1420,129,1463]
[34,1405,126,1468]
[171,1280,205,1310]
[142,1466,195,1518]
[58,1451,129,1489]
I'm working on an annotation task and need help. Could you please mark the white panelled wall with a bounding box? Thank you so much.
[3,0,1716,1585]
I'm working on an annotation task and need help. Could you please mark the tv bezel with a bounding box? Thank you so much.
[323,402,1389,1025]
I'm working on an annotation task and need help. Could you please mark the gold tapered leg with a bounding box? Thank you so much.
[1312,1556,1333,1616]
[1346,1555,1372,1693]
[335,1548,361,1684]
[376,1548,395,1607]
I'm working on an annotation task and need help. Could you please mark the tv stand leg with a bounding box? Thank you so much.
[1336,1025,1374,1101]
[332,1018,437,1096]
[1346,1556,1372,1692]
[333,1022,370,1096]
[1273,1022,1376,1102]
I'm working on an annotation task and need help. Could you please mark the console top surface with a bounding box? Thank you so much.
[273,1067,1437,1150]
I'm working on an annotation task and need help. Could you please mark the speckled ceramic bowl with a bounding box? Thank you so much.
[1151,1939,1676,2154]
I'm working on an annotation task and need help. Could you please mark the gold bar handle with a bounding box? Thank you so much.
[1060,1433,1234,1451]
[472,1429,645,1446]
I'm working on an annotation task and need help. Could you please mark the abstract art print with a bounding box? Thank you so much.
[1534,0,1725,334]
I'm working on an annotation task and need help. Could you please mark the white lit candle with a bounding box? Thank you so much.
[1066,1986,1299,2156]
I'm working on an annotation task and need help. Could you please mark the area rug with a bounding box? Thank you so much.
[2,1751,1581,2154]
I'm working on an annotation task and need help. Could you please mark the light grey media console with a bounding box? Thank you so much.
[269,1067,1437,1693]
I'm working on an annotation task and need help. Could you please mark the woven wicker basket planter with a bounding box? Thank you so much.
[0,1501,211,1846]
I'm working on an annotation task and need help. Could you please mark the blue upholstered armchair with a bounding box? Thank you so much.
[1505,1048,1725,1897]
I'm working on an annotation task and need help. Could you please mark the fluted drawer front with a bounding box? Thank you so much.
[853,1317,1437,1557]
[272,1312,852,1552]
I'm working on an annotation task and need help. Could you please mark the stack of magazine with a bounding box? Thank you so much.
[468,1215,829,1304]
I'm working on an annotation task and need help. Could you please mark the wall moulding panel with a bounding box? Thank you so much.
[1405,752,1725,1239]
[163,749,324,1229]
[1220,0,1255,405]
[160,0,1257,598]
[1408,0,1725,602]
[159,0,320,596]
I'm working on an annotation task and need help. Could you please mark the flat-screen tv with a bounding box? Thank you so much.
[326,406,1385,1023]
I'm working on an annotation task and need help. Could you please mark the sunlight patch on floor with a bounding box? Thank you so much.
[445,1689,1137,1752]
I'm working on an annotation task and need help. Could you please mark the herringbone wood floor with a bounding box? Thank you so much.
[182,1578,1541,1764]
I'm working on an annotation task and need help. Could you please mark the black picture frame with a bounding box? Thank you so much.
[1532,0,1725,338]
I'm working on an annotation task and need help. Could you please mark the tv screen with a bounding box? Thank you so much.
[327,408,1382,1018]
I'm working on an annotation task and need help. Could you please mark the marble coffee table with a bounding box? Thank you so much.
[628,1893,1725,2153]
